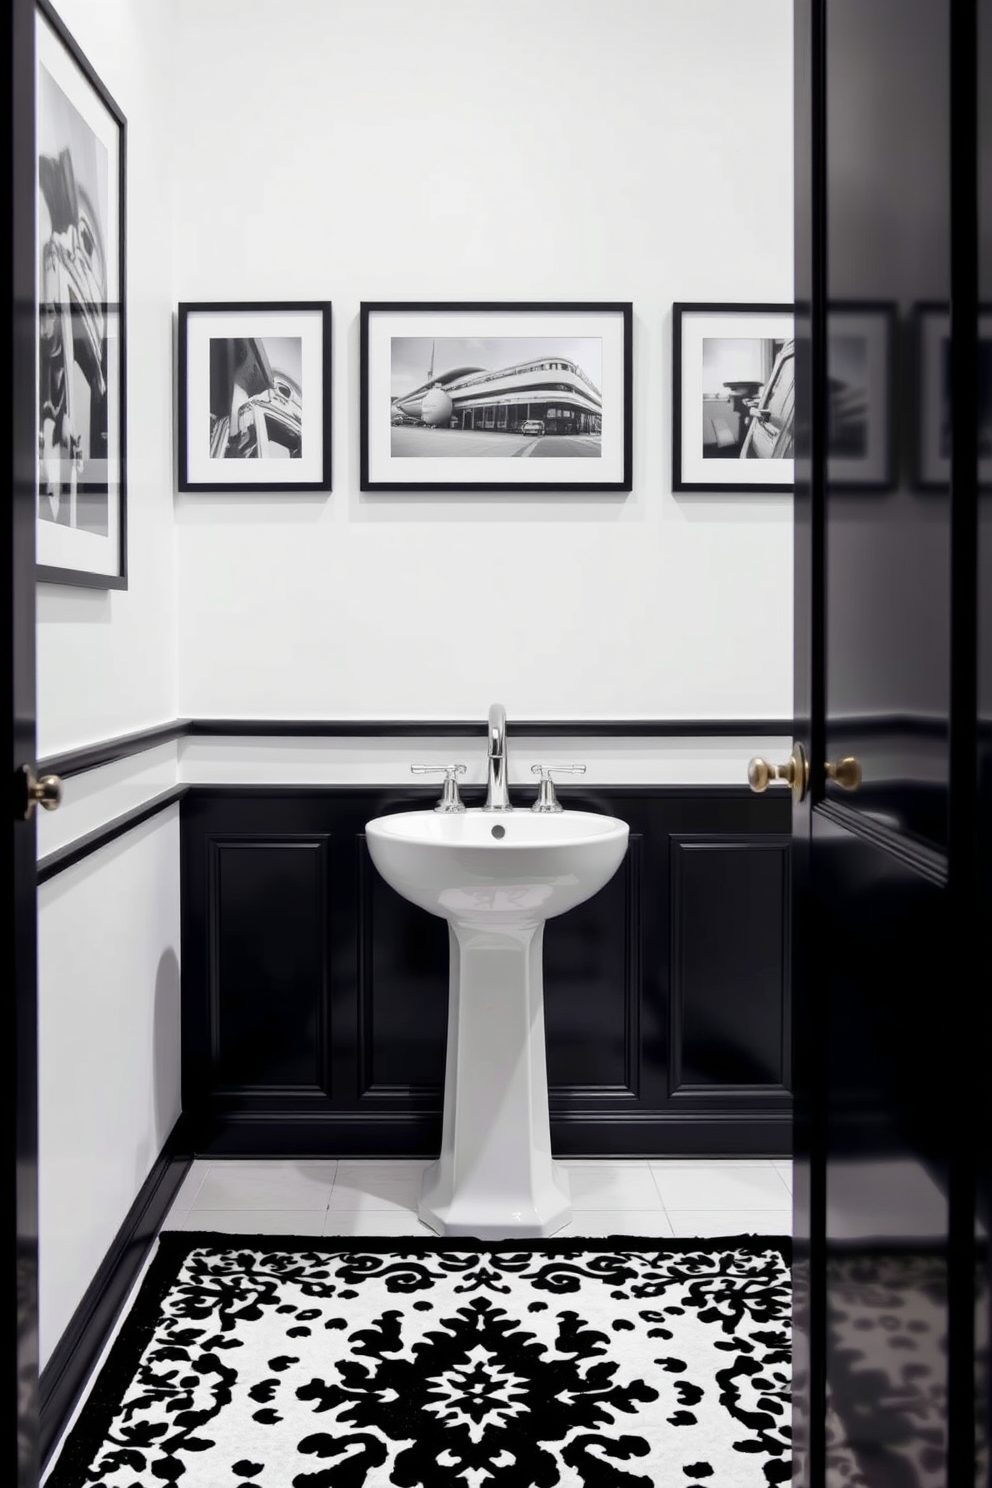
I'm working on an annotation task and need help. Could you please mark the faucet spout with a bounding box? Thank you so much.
[484,702,511,810]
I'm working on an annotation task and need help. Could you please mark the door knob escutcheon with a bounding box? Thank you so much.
[747,742,810,803]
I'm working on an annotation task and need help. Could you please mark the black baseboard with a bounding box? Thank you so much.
[552,1111,793,1157]
[183,1110,792,1160]
[39,1127,192,1469]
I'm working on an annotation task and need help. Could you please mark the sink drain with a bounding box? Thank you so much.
[490,824,506,839]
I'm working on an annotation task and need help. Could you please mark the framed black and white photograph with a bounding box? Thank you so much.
[913,301,992,490]
[359,301,632,492]
[825,300,897,490]
[36,0,127,587]
[177,302,332,492]
[672,303,795,492]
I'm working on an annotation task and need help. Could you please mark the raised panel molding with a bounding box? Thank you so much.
[668,833,792,1100]
[207,834,332,1095]
[548,830,643,1103]
[359,831,450,1099]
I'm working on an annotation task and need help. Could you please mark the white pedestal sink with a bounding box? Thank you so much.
[364,806,629,1239]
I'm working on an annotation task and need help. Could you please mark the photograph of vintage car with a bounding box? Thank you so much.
[704,333,877,469]
[701,336,794,461]
[739,340,795,460]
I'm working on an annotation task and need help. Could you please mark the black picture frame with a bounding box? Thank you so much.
[36,0,127,588]
[177,302,332,492]
[911,300,992,491]
[359,301,632,493]
[672,302,795,493]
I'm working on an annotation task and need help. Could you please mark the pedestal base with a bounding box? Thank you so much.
[418,918,572,1240]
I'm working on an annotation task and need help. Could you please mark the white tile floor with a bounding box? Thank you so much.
[42,1156,792,1482]
[162,1155,794,1239]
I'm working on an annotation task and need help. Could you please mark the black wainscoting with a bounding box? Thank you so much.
[181,785,792,1157]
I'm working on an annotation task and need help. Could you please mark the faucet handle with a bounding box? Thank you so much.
[530,763,586,813]
[411,763,467,813]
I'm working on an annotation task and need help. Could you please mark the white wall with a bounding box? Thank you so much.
[172,0,795,723]
[37,0,179,757]
[38,810,182,1367]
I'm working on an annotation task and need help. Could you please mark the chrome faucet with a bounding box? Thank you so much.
[484,702,512,810]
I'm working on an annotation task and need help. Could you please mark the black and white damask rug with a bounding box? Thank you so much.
[46,1231,792,1488]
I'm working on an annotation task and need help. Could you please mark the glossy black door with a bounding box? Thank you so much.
[792,2,989,1484]
[977,3,992,1478]
[10,0,41,1482]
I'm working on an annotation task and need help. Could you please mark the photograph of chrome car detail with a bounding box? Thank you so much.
[207,337,303,461]
[36,0,126,588]
[361,302,632,492]
[178,302,332,492]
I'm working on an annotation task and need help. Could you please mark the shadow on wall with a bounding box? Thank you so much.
[146,946,181,1184]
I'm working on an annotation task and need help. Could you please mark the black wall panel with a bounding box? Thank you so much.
[544,833,640,1094]
[362,860,449,1096]
[212,837,330,1091]
[181,785,792,1156]
[669,835,791,1094]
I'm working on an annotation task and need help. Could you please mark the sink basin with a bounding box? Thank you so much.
[365,807,629,925]
[364,805,630,1239]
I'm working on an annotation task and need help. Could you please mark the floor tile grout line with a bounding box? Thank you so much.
[646,1163,669,1209]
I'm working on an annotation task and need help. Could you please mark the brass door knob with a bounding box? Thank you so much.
[826,756,862,790]
[21,764,63,821]
[747,742,810,803]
